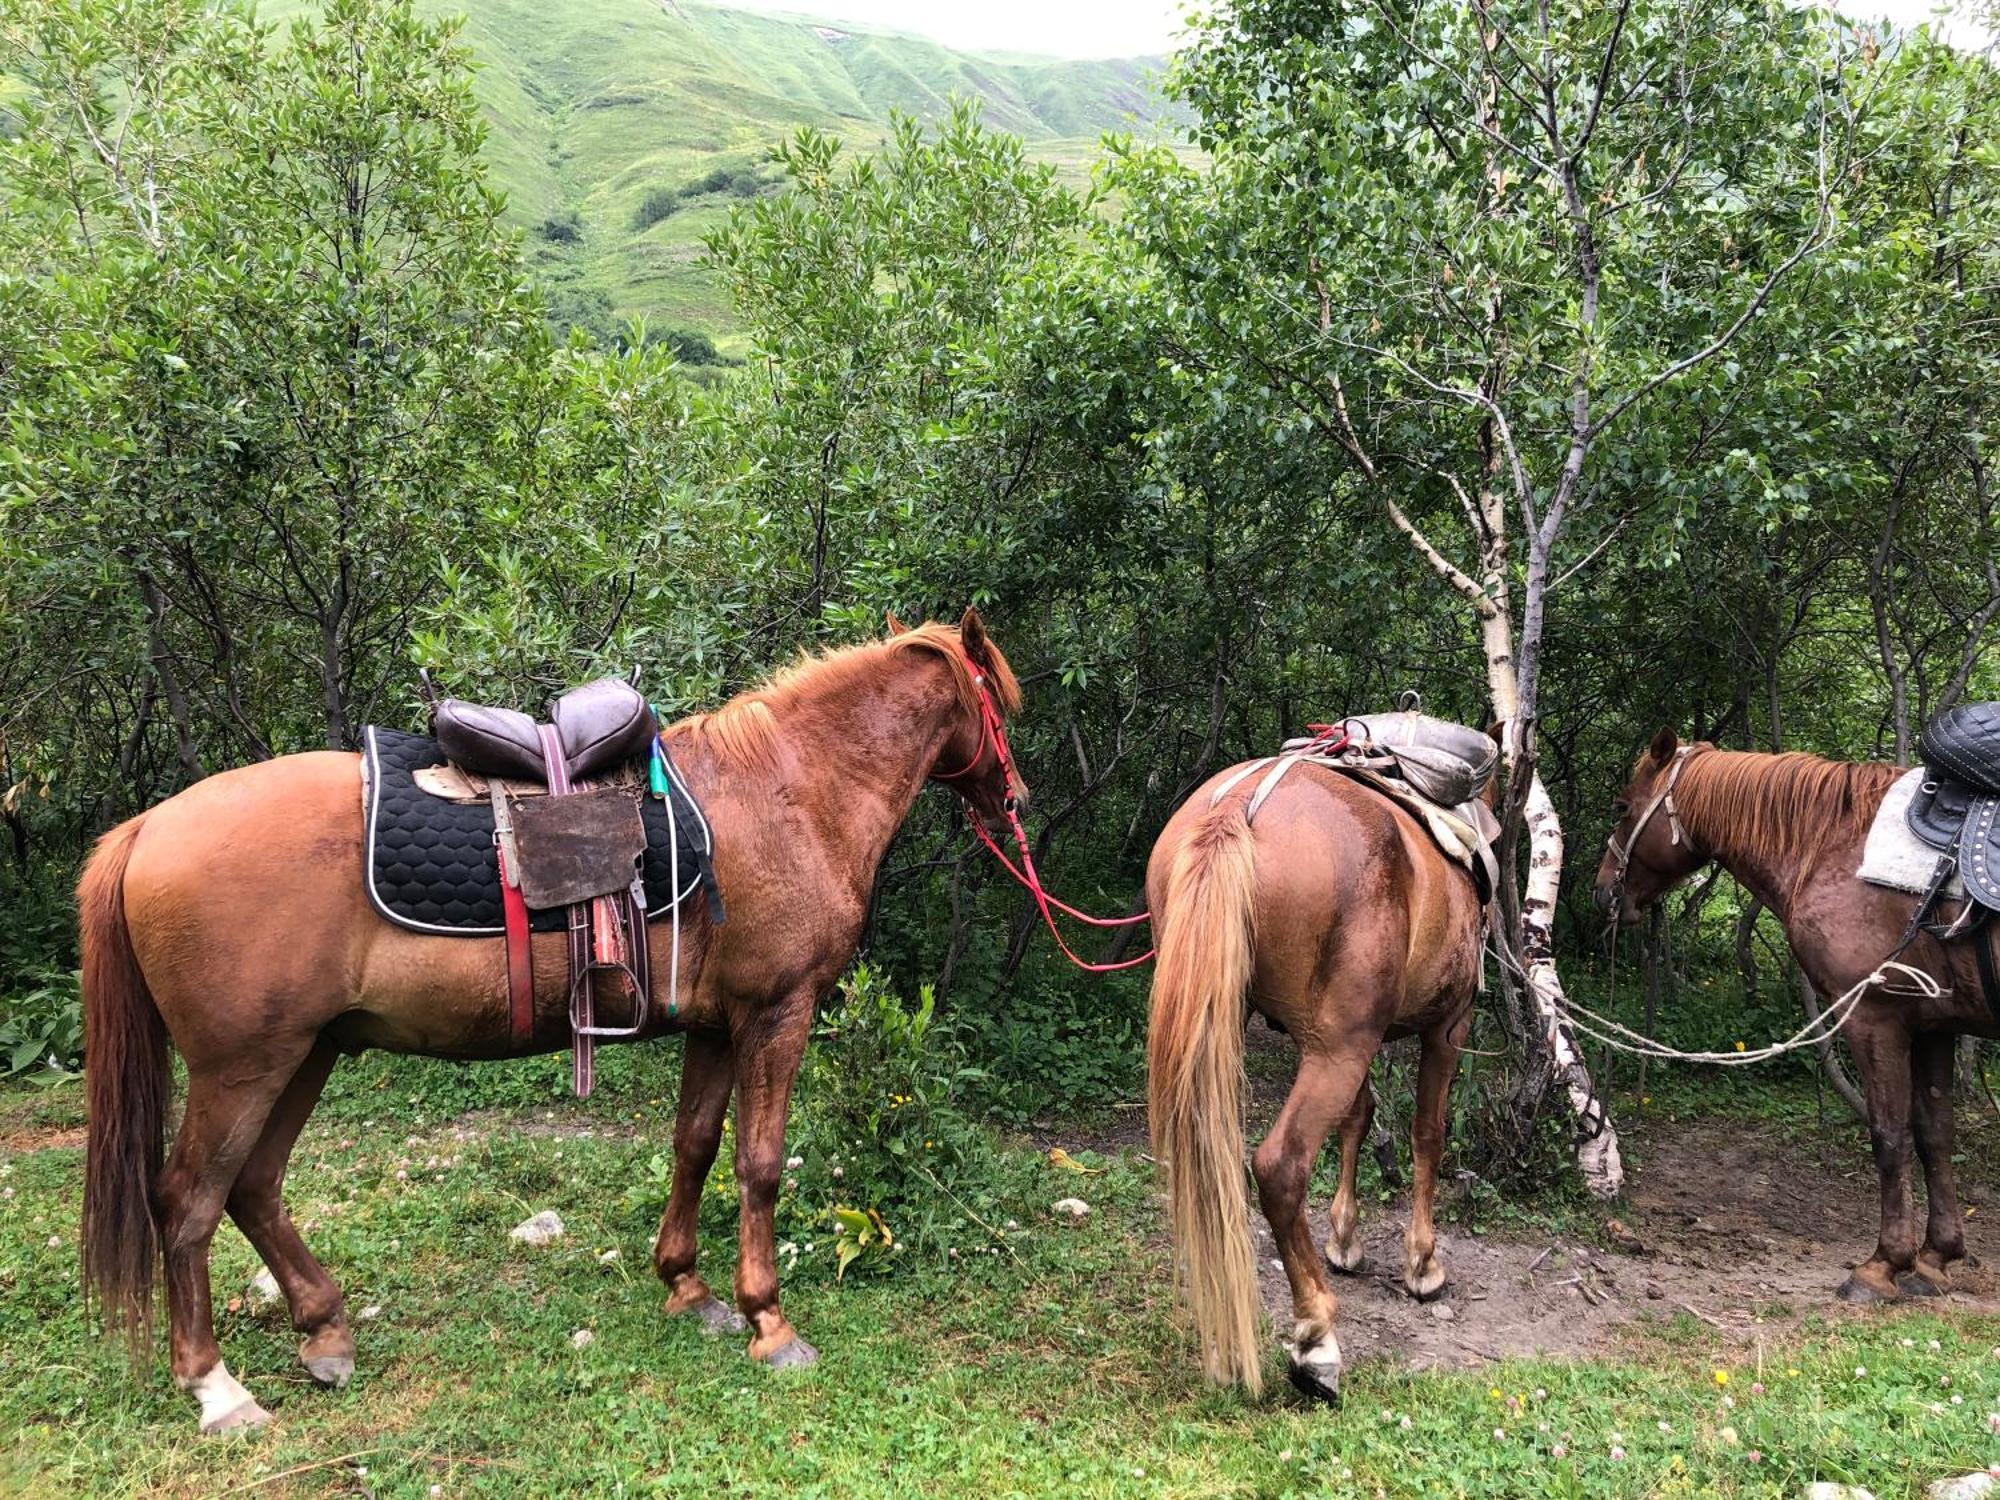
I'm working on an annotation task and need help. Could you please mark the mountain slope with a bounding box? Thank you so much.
[266,0,1174,351]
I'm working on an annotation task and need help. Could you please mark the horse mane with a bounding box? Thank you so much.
[673,621,1021,773]
[1673,748,1903,875]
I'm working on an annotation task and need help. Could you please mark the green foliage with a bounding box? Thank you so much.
[785,964,998,1253]
[0,969,80,1081]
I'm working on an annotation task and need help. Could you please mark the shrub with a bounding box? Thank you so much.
[1,968,82,1081]
[631,186,680,230]
[537,214,582,244]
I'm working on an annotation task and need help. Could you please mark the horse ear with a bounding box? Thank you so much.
[885,610,911,636]
[958,606,991,664]
[1649,727,1680,765]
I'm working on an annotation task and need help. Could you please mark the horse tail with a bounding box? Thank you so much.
[79,814,171,1363]
[1147,801,1263,1393]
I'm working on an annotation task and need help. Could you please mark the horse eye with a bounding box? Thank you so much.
[1611,800,1630,818]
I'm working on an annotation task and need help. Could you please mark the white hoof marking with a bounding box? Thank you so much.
[184,1361,270,1434]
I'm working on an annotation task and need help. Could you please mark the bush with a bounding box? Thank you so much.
[537,214,582,244]
[1,968,82,1081]
[631,186,680,230]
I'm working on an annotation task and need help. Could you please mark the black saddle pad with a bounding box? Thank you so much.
[361,727,717,936]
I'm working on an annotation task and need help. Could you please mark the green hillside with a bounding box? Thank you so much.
[263,0,1175,354]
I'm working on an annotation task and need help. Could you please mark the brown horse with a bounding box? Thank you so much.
[1144,763,1487,1399]
[79,611,1022,1434]
[1594,731,2000,1304]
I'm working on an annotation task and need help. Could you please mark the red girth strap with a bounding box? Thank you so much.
[499,846,534,1047]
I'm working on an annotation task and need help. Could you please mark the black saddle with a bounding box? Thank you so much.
[1907,702,2000,910]
[431,676,658,785]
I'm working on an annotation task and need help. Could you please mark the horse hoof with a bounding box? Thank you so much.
[760,1336,819,1370]
[1286,1354,1341,1405]
[1324,1243,1370,1277]
[1897,1271,1946,1299]
[694,1297,748,1336]
[200,1399,272,1436]
[1836,1274,1897,1305]
[1405,1262,1448,1303]
[303,1353,355,1388]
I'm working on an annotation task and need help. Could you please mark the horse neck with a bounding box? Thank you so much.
[772,650,964,882]
[1672,751,1846,923]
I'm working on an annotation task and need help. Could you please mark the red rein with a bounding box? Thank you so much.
[935,658,1155,972]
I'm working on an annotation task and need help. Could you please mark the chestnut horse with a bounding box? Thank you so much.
[1595,730,2000,1304]
[1145,764,1487,1399]
[79,611,1022,1433]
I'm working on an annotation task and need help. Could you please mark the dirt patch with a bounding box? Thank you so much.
[0,1121,84,1153]
[1246,1108,2000,1373]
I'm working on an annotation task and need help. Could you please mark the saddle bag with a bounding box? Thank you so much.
[1342,711,1499,807]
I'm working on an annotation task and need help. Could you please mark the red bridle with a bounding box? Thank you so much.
[932,655,1154,972]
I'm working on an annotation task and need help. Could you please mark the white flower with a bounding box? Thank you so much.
[1492,1428,1506,1441]
[1854,1365,1868,1377]
[786,1156,804,1170]
[1399,1415,1412,1431]
[570,1328,595,1349]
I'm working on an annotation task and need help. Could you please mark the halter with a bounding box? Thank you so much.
[1603,745,1698,890]
[930,652,1154,971]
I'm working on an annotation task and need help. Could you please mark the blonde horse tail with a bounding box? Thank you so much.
[79,814,171,1363]
[1147,801,1262,1392]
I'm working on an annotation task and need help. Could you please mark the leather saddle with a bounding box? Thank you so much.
[433,676,658,785]
[1339,710,1499,808]
[422,673,667,1096]
[1907,701,2000,911]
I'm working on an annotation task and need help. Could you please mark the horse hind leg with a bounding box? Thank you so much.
[1324,1083,1374,1276]
[160,1047,310,1434]
[1403,1015,1469,1302]
[225,1038,355,1387]
[1253,1045,1372,1403]
[1837,1015,1918,1304]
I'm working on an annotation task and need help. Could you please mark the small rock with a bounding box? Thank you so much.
[1603,1217,1644,1253]
[511,1210,566,1247]
[1052,1198,1090,1219]
[597,1248,621,1264]
[246,1266,282,1309]
[1645,1282,1664,1299]
[570,1328,595,1350]
[359,1304,382,1320]
[1431,1303,1456,1322]
[1807,1485,1877,1500]
[1930,1477,1998,1500]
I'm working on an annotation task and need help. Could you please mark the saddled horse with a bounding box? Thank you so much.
[79,611,1022,1433]
[1595,730,1999,1303]
[1144,760,1487,1399]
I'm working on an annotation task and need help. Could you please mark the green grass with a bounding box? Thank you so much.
[260,0,1180,355]
[5,1053,2000,1496]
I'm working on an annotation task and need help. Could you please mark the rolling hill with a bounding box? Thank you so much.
[266,0,1176,354]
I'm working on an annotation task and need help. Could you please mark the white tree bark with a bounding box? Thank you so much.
[1521,772,1625,1196]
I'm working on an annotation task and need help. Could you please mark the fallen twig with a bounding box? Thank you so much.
[220,1449,382,1495]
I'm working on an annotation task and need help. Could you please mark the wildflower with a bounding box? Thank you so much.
[1748,1450,1762,1464]
[1986,1412,2000,1435]
[1721,1395,1735,1410]
[1610,1445,1626,1461]
[1551,1444,1567,1459]
[1489,1387,1503,1400]
[1788,1367,1801,1377]
[1493,1428,1506,1441]
[1713,1370,1729,1387]
[1278,1450,1292,1462]
[1734,1042,1746,1052]
[1953,1395,1964,1406]
[1854,1365,1867,1377]
[1533,1388,1547,1401]
[1750,1381,1765,1396]
[1943,1375,1954,1387]
[1380,1409,1394,1423]
[1903,1337,1916,1347]
[786,1156,804,1170]
[1657,1421,1672,1433]
[1930,1339,1942,1351]
[1399,1415,1412,1431]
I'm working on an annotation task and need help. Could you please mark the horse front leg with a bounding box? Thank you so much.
[653,1027,744,1334]
[1323,1083,1374,1276]
[1907,1030,1965,1296]
[1838,1013,1919,1304]
[731,996,817,1367]
[1403,1013,1469,1302]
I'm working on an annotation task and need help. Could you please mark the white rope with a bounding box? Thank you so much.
[1556,959,1942,1066]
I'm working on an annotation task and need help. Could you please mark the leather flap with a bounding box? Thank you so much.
[1919,701,2000,795]
[508,787,648,909]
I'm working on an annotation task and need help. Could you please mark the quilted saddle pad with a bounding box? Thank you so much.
[360,726,714,936]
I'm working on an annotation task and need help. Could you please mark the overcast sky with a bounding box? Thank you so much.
[718,0,1991,59]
